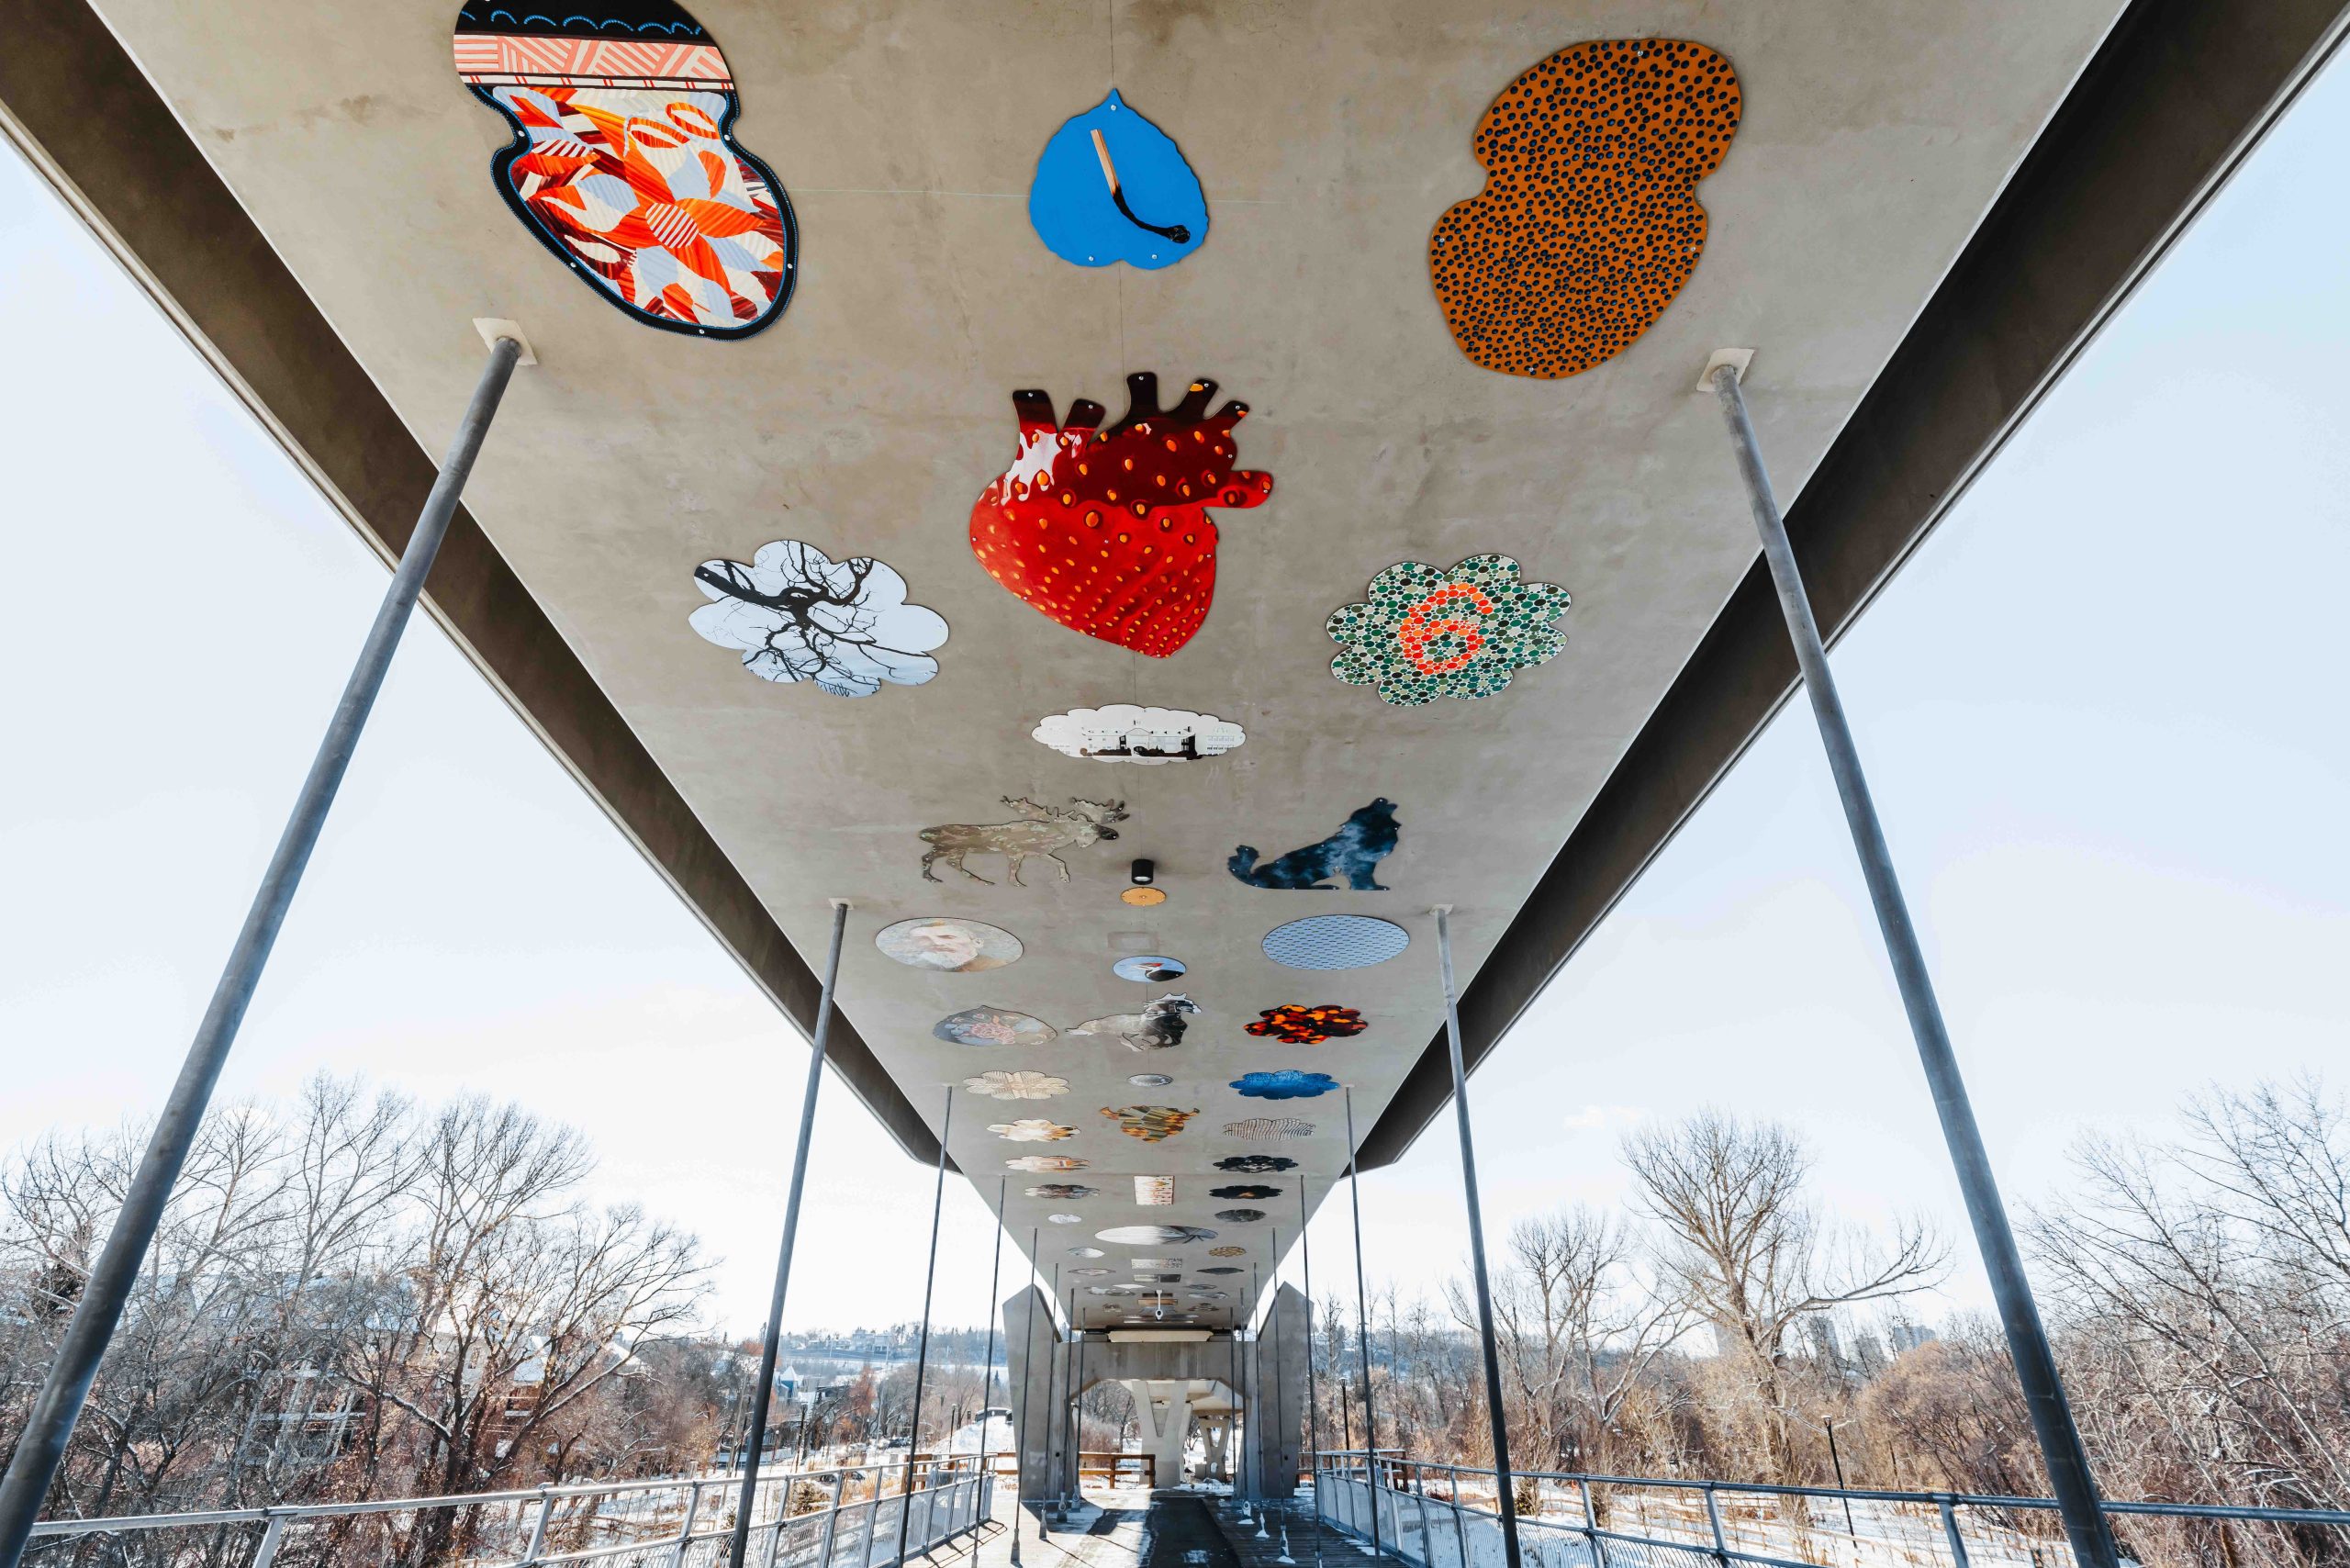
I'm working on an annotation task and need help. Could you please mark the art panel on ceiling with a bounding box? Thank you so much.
[1247,1005,1367,1045]
[1230,1070,1338,1102]
[1224,1116,1315,1139]
[989,1118,1076,1143]
[453,0,796,336]
[1262,915,1410,971]
[971,1071,1069,1102]
[1428,39,1741,377]
[939,1009,1059,1047]
[1033,705,1247,765]
[1029,91,1207,269]
[1097,1225,1217,1246]
[1111,956,1189,983]
[1103,1106,1201,1142]
[875,918,1023,973]
[1328,556,1571,705]
[969,374,1271,657]
[1214,1155,1297,1174]
[689,542,947,697]
[1230,801,1400,891]
[1069,994,1199,1051]
[1006,1155,1088,1174]
[921,797,1127,885]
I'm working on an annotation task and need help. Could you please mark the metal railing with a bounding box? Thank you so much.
[24,1457,992,1568]
[1311,1450,2350,1568]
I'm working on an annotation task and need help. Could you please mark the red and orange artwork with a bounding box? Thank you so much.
[1429,39,1740,378]
[969,373,1272,657]
[1245,1004,1368,1046]
[453,0,795,337]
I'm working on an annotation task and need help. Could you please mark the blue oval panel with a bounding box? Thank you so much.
[1029,90,1208,269]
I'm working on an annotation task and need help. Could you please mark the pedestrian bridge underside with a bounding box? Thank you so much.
[0,0,2330,1335]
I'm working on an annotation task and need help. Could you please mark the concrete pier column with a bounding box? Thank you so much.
[1242,1285,1311,1498]
[1003,1285,1068,1507]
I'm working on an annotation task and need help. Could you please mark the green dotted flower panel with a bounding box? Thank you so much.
[1326,554,1570,705]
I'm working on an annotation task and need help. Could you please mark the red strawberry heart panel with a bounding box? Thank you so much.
[968,371,1273,658]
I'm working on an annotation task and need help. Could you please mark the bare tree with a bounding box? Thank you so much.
[1623,1111,1944,1478]
[2028,1076,2350,1528]
[1445,1206,1688,1481]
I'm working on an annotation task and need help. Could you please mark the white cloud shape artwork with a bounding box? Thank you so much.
[1032,705,1246,765]
[690,540,948,698]
[990,1118,1077,1143]
[968,1071,1070,1101]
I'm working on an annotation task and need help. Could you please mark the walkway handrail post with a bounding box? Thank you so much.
[1433,907,1523,1568]
[0,331,526,1568]
[1708,361,2120,1568]
[729,899,852,1568]
[1576,1477,1607,1568]
[673,1479,706,1568]
[818,1471,846,1568]
[251,1511,287,1568]
[1411,1462,1435,1561]
[1703,1482,1727,1566]
[522,1484,554,1564]
[1939,1498,1975,1568]
[1449,1466,1470,1568]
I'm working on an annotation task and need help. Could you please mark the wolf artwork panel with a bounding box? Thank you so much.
[1229,800,1400,890]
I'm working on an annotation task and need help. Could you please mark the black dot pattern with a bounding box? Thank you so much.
[1428,39,1742,379]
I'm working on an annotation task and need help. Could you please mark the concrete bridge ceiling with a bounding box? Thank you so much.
[16,0,2333,1330]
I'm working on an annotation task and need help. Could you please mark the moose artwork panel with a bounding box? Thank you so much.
[920,797,1127,884]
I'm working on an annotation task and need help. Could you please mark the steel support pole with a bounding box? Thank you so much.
[977,1181,1007,1488]
[729,899,853,1568]
[1709,363,2119,1568]
[1253,1266,1271,1538]
[894,1089,955,1567]
[1266,1241,1285,1506]
[1011,1228,1040,1563]
[1299,1184,1326,1568]
[1434,908,1524,1568]
[0,333,525,1568]
[1040,1263,1060,1539]
[1065,1290,1085,1514]
[1340,1090,1382,1559]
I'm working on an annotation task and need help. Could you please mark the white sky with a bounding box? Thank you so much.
[4,50,2345,1345]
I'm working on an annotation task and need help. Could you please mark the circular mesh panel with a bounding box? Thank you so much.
[1262,914,1410,969]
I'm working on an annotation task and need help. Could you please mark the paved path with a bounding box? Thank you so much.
[929,1486,1372,1568]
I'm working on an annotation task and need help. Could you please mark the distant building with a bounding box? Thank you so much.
[1889,1323,1940,1354]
